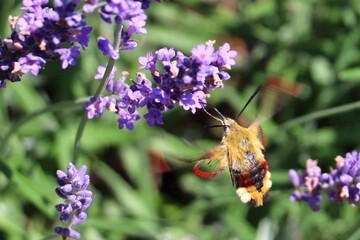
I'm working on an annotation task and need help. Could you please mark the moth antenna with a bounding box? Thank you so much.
[205,124,225,129]
[203,108,224,124]
[236,85,262,120]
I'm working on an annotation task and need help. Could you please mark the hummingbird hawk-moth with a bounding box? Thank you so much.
[193,80,300,206]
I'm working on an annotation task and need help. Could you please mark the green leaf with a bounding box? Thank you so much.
[310,56,335,85]
[13,171,53,216]
[338,67,360,81]
[95,160,157,221]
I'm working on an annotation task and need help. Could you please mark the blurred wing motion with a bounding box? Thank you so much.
[193,144,228,178]
[255,123,266,147]
[147,149,171,187]
[256,76,302,123]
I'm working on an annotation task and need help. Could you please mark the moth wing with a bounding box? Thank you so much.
[193,144,228,178]
[256,76,302,124]
[248,122,266,148]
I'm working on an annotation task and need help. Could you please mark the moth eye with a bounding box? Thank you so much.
[223,125,230,131]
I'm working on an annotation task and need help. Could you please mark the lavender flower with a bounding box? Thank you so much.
[288,160,323,211]
[289,150,360,211]
[84,40,237,129]
[0,0,92,87]
[99,0,156,51]
[55,163,92,239]
[329,150,360,205]
[82,0,99,13]
[97,36,119,60]
[136,0,161,9]
[0,0,160,87]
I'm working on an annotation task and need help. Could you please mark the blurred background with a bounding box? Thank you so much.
[1,0,360,239]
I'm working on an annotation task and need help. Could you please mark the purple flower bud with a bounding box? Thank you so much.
[156,48,175,64]
[54,226,64,235]
[305,159,321,177]
[55,46,81,69]
[55,163,92,239]
[144,108,163,126]
[306,193,321,211]
[72,212,87,225]
[55,203,66,212]
[288,169,300,187]
[321,173,334,188]
[121,40,138,50]
[137,0,161,9]
[83,0,98,13]
[99,0,148,36]
[63,227,80,239]
[78,190,93,198]
[66,163,77,179]
[191,42,214,65]
[60,212,70,222]
[340,174,353,184]
[56,169,67,180]
[18,53,46,75]
[55,188,67,198]
[60,184,73,194]
[98,36,119,60]
[216,43,237,68]
[83,97,110,119]
[117,109,141,130]
[139,52,156,70]
[77,27,92,49]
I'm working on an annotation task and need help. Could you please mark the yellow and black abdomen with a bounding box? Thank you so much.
[230,152,272,207]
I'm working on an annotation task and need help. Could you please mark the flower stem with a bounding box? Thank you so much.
[283,100,360,128]
[72,24,123,165]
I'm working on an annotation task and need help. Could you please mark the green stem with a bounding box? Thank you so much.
[283,100,360,128]
[72,24,123,165]
[0,98,87,154]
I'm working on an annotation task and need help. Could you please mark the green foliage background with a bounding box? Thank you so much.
[1,1,360,239]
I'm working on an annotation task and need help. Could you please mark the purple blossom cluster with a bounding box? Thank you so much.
[289,150,360,211]
[0,0,96,87]
[0,0,158,88]
[55,163,92,239]
[99,0,158,51]
[84,40,237,130]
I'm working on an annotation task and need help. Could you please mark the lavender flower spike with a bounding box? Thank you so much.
[55,163,92,239]
[0,0,93,87]
[289,150,360,211]
[288,159,323,211]
[84,40,237,130]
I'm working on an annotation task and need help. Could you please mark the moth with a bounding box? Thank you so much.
[193,81,300,207]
